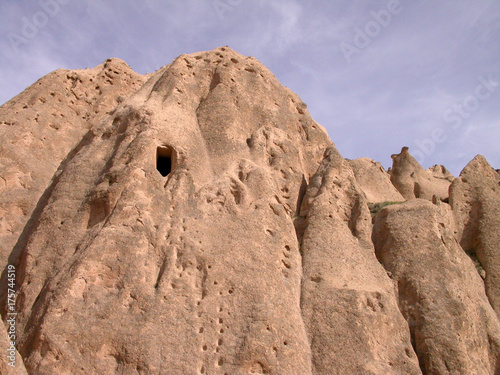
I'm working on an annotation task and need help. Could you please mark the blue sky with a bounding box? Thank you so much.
[1,0,499,175]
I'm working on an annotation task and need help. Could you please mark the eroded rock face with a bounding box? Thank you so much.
[449,155,500,315]
[4,47,332,374]
[373,199,500,374]
[428,164,454,184]
[349,157,404,203]
[300,148,421,375]
[0,47,498,374]
[390,147,452,201]
[0,58,146,269]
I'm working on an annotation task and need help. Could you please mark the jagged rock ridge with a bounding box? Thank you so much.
[0,47,498,375]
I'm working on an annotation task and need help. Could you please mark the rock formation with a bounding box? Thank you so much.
[449,155,500,315]
[428,164,454,184]
[390,147,453,201]
[300,148,420,374]
[373,199,500,374]
[349,157,404,203]
[0,59,146,269]
[0,47,498,374]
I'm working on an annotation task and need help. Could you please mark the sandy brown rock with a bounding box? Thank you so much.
[349,157,404,203]
[0,58,146,270]
[428,164,454,183]
[390,147,453,201]
[449,155,500,315]
[4,47,331,374]
[0,46,498,375]
[300,147,421,374]
[373,199,500,374]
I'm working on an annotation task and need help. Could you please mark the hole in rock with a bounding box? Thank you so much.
[156,146,176,177]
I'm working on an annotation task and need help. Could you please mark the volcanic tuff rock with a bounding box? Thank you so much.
[450,155,500,315]
[428,164,455,183]
[390,147,453,201]
[373,199,500,374]
[300,148,421,374]
[349,157,404,203]
[0,47,499,374]
[0,58,146,269]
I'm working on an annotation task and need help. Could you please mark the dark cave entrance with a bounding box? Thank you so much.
[156,146,175,177]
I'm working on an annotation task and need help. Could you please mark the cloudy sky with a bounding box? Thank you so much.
[1,0,499,175]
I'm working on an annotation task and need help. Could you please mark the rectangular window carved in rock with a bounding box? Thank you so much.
[156,146,175,177]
